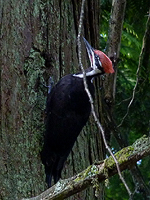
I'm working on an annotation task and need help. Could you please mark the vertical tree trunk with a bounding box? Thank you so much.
[103,0,126,143]
[0,0,104,199]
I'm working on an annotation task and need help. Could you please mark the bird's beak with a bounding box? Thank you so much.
[83,37,114,74]
[83,37,95,69]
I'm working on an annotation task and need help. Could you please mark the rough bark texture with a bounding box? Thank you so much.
[22,135,150,200]
[0,0,103,200]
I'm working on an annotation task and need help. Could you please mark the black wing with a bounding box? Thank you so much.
[41,74,94,187]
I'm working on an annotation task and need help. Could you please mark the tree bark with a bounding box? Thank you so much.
[102,0,126,142]
[22,136,150,200]
[0,0,103,199]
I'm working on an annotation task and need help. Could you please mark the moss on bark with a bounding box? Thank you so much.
[0,0,103,199]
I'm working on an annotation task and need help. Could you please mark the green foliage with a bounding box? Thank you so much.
[100,0,150,199]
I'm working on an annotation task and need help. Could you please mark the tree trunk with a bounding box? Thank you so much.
[103,0,127,142]
[0,0,104,199]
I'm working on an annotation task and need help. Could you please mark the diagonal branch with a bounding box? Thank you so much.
[22,136,150,200]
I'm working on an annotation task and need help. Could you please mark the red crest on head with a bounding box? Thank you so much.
[94,50,114,73]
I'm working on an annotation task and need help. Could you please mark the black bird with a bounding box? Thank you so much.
[41,38,114,187]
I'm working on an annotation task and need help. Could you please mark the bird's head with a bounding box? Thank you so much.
[83,37,114,76]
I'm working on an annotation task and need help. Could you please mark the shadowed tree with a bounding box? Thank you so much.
[0,0,106,199]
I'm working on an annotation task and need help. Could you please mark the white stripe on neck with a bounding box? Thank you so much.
[73,69,101,78]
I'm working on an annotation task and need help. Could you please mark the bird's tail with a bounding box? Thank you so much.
[45,165,53,187]
[41,150,67,187]
[44,158,64,187]
[41,149,54,187]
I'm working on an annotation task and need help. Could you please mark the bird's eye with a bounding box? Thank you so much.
[95,54,99,59]
[95,55,102,68]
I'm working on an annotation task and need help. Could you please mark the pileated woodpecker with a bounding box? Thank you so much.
[41,38,114,187]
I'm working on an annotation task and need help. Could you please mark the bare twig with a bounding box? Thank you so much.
[77,0,132,197]
[117,64,140,128]
[118,10,150,128]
